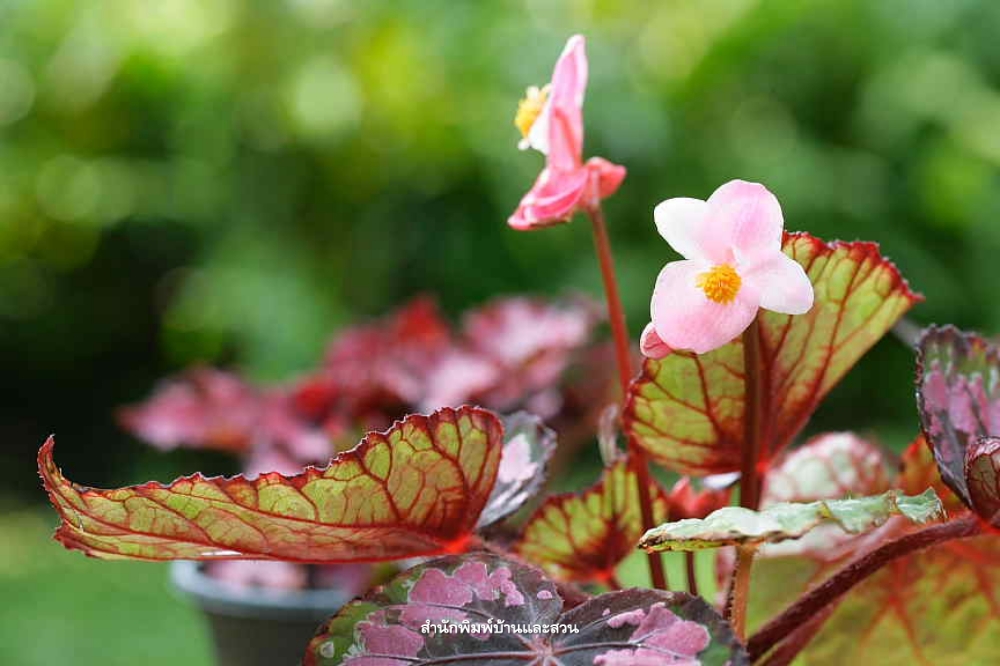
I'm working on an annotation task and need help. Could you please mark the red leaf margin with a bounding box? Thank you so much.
[39,407,503,564]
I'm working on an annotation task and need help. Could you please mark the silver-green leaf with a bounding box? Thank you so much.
[639,489,945,552]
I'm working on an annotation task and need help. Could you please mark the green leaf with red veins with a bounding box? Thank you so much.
[514,457,668,585]
[746,438,1000,665]
[917,326,1000,524]
[476,412,558,530]
[304,552,748,666]
[40,407,502,563]
[624,233,920,475]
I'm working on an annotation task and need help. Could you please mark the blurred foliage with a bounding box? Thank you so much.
[5,1,1000,664]
[3,0,1000,544]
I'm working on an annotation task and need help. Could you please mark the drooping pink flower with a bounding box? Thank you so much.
[641,180,814,356]
[509,35,626,230]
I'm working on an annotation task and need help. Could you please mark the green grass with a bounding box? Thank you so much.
[0,505,213,666]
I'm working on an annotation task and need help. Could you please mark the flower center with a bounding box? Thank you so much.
[696,264,742,304]
[514,84,550,138]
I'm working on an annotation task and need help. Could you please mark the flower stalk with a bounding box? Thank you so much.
[586,202,667,591]
[725,317,765,638]
[741,316,764,511]
[726,544,756,640]
[685,552,699,597]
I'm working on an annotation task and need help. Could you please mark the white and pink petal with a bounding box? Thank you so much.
[743,251,814,315]
[650,260,761,354]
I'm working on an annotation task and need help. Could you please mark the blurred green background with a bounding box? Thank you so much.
[3,0,1000,663]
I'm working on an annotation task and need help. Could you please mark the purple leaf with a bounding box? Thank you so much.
[917,325,1000,524]
[305,553,747,666]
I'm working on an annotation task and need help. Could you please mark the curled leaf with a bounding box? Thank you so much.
[515,457,668,584]
[305,552,747,665]
[476,412,557,529]
[625,233,920,475]
[40,407,502,563]
[917,325,1000,524]
[641,490,945,552]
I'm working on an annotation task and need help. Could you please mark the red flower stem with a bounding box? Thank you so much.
[741,317,764,511]
[726,318,764,637]
[586,203,667,591]
[685,551,699,597]
[747,514,982,662]
[726,545,756,640]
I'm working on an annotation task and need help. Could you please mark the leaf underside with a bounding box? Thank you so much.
[917,325,1000,523]
[304,552,748,666]
[625,233,920,476]
[515,456,668,584]
[477,412,558,530]
[640,489,944,552]
[40,407,503,563]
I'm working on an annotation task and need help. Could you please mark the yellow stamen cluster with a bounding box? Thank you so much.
[696,264,742,304]
[514,85,550,139]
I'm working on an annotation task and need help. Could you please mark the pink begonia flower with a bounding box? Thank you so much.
[641,180,814,356]
[509,35,626,230]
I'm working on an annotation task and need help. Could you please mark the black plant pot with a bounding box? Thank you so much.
[171,562,350,666]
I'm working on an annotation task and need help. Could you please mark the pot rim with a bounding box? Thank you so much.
[170,561,351,621]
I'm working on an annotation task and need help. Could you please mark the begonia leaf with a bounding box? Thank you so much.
[640,490,944,552]
[625,233,920,475]
[746,437,1000,664]
[917,325,1000,523]
[477,412,558,529]
[515,457,668,584]
[304,552,747,666]
[40,407,502,563]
